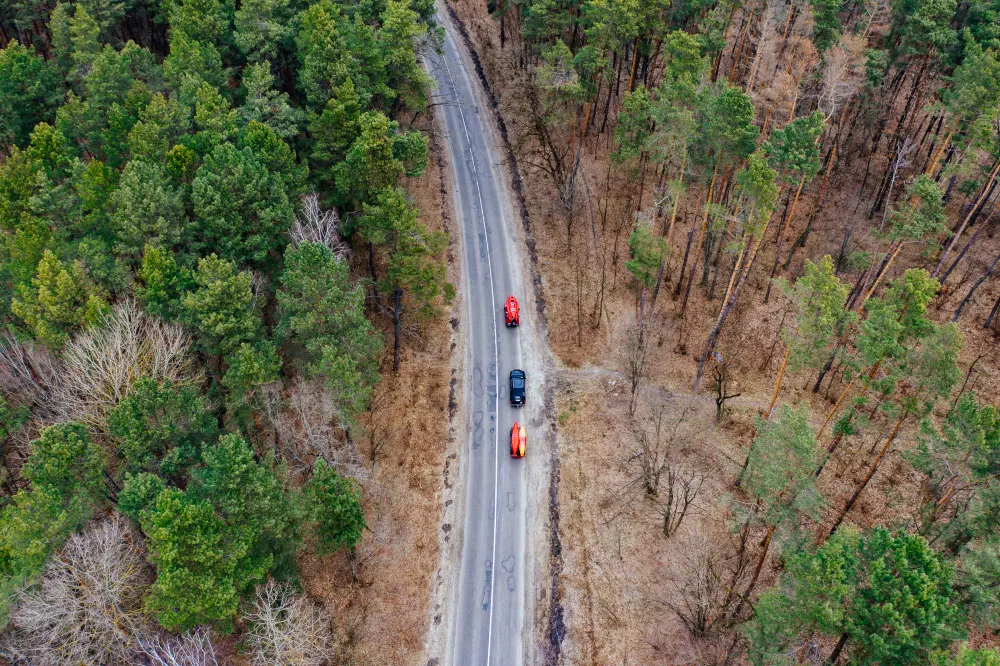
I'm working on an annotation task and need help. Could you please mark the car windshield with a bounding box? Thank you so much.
[512,377,524,389]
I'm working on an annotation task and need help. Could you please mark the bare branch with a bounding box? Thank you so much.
[664,533,750,637]
[656,465,705,538]
[620,321,651,418]
[818,35,866,120]
[52,300,196,427]
[3,516,151,666]
[135,627,219,666]
[0,334,61,422]
[290,194,350,260]
[241,579,334,666]
[262,378,370,481]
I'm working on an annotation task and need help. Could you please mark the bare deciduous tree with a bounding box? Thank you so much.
[290,194,350,259]
[53,300,196,426]
[261,378,369,480]
[0,334,59,410]
[241,580,334,666]
[657,465,704,538]
[3,516,151,666]
[818,35,865,120]
[631,402,671,496]
[135,628,219,666]
[620,321,650,417]
[712,356,741,423]
[0,335,60,453]
[665,533,750,637]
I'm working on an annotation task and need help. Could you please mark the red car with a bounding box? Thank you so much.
[510,422,526,458]
[504,295,520,327]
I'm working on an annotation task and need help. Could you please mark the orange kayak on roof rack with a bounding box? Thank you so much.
[510,422,526,458]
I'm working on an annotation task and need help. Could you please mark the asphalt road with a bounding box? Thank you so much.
[425,11,528,666]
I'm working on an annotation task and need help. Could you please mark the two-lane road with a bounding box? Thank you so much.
[425,10,528,666]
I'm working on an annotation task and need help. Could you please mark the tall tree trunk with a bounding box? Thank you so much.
[985,295,1000,329]
[674,229,695,298]
[940,222,986,285]
[862,240,903,305]
[694,221,771,391]
[817,373,859,439]
[933,159,1000,276]
[599,49,624,136]
[729,524,775,621]
[770,3,799,82]
[645,38,663,88]
[369,243,382,311]
[664,147,687,246]
[941,198,1000,284]
[829,409,908,536]
[764,175,807,303]
[766,346,792,418]
[392,286,402,372]
[925,121,956,176]
[953,252,1000,322]
[627,34,641,92]
[582,68,604,138]
[681,159,721,316]
[828,633,850,665]
[815,360,882,477]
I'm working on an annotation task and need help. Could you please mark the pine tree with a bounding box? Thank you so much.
[136,244,192,318]
[625,220,668,330]
[163,32,227,107]
[734,405,822,611]
[359,187,452,370]
[303,458,365,555]
[747,527,962,665]
[68,3,102,84]
[278,241,383,424]
[0,41,64,151]
[612,85,653,164]
[141,487,244,632]
[234,0,293,62]
[810,0,844,53]
[378,0,432,111]
[768,256,852,413]
[192,141,295,266]
[308,79,363,190]
[189,434,301,582]
[108,377,219,478]
[111,160,186,261]
[906,392,1000,545]
[127,93,192,163]
[23,422,106,503]
[334,111,426,207]
[181,254,261,357]
[239,63,302,140]
[12,250,109,348]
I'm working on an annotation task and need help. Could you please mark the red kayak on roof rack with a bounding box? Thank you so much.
[504,295,520,327]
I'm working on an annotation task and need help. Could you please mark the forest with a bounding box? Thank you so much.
[443,0,1000,662]
[0,0,451,663]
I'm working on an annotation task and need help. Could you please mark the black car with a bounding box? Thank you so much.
[509,369,526,407]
